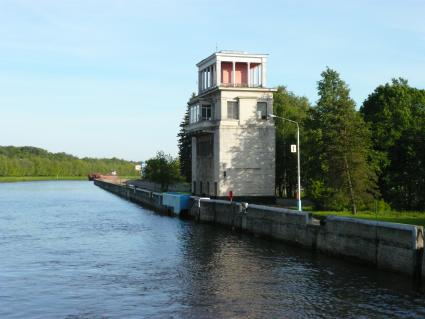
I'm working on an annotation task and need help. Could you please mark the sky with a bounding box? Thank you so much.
[0,0,424,161]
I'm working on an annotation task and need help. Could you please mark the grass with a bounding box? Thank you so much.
[280,203,425,227]
[0,176,87,183]
[311,210,425,227]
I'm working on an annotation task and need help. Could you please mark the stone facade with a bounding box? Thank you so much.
[187,51,276,201]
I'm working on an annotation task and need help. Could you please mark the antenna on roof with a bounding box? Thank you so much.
[215,43,218,53]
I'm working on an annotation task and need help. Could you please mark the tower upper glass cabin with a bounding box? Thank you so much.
[197,50,268,94]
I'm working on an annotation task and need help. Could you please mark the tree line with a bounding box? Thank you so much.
[177,68,425,212]
[0,146,138,177]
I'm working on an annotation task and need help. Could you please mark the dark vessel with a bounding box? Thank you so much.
[87,173,102,181]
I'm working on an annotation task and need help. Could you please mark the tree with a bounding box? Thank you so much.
[143,151,182,191]
[361,79,425,209]
[177,98,193,183]
[306,68,377,213]
[273,86,310,197]
[386,124,425,209]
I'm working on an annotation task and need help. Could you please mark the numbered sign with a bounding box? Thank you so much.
[291,144,297,153]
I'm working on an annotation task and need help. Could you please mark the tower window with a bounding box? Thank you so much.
[190,104,213,123]
[190,105,199,123]
[257,102,267,120]
[197,135,213,157]
[201,105,212,121]
[227,101,239,119]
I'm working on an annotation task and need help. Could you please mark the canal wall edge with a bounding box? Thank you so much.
[94,179,169,214]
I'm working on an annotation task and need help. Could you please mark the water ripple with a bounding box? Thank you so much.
[0,181,424,318]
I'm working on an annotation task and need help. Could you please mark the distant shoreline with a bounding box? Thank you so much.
[0,176,87,183]
[0,176,140,183]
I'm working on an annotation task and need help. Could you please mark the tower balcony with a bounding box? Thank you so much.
[186,119,218,135]
[186,103,217,135]
[219,82,264,88]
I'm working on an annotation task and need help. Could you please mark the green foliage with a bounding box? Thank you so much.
[177,99,192,182]
[361,78,421,152]
[387,125,425,210]
[143,151,183,191]
[305,68,377,213]
[374,199,392,213]
[0,146,138,177]
[307,180,330,210]
[361,79,425,210]
[273,86,310,198]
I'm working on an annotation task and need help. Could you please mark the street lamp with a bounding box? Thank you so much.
[269,114,302,212]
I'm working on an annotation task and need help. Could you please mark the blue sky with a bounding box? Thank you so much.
[0,0,424,161]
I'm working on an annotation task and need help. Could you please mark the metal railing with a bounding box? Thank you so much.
[199,83,264,93]
[220,82,263,88]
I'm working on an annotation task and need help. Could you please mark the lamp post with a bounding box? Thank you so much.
[140,161,146,178]
[269,114,302,211]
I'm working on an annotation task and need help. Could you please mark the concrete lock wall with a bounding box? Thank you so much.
[423,249,425,280]
[242,204,317,248]
[189,197,424,277]
[127,180,190,193]
[94,180,425,278]
[190,199,315,243]
[317,216,423,275]
[95,180,169,214]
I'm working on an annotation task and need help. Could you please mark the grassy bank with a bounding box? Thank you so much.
[311,210,425,227]
[0,176,141,183]
[0,176,87,183]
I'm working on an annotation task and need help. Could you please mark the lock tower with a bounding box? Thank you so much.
[186,51,276,203]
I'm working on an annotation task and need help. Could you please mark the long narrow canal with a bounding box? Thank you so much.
[1,181,425,318]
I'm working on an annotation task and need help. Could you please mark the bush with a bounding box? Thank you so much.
[143,151,183,191]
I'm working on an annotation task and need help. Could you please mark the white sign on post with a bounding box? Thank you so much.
[291,144,297,153]
[135,165,142,171]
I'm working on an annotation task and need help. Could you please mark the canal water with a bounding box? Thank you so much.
[1,181,425,318]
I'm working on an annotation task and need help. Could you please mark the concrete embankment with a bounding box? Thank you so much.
[94,179,169,214]
[94,179,424,279]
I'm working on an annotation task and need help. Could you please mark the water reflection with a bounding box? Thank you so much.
[177,223,425,319]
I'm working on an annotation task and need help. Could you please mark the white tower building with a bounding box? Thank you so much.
[187,51,276,203]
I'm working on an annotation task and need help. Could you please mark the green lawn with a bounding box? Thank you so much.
[311,210,425,227]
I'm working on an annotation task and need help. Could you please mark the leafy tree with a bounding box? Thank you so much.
[273,86,310,197]
[143,151,182,191]
[177,100,192,183]
[361,79,425,209]
[387,124,425,209]
[306,68,377,213]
